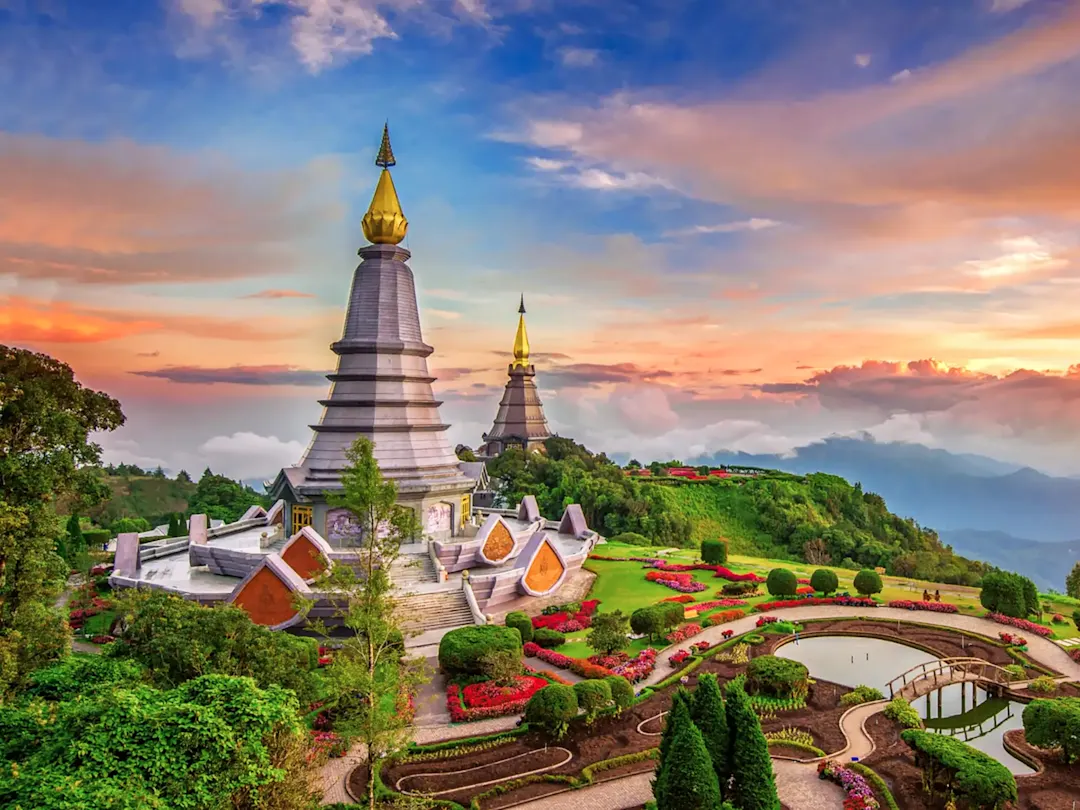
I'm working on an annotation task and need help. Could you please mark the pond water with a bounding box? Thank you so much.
[775,635,1034,775]
[918,682,1034,775]
[775,635,937,695]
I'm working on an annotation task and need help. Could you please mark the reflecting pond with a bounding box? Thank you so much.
[774,635,1034,775]
[918,682,1034,775]
[775,635,937,695]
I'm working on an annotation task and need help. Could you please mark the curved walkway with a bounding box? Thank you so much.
[640,605,1080,689]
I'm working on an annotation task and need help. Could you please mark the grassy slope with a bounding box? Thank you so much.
[565,543,1080,651]
[650,482,782,555]
[88,476,196,525]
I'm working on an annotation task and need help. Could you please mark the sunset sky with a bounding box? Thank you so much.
[3,0,1080,480]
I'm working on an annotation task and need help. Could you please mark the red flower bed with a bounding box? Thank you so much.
[447,684,531,722]
[754,596,876,612]
[796,586,814,595]
[721,629,734,639]
[90,634,115,644]
[702,609,744,627]
[987,613,1052,637]
[887,600,959,614]
[650,561,716,573]
[523,645,615,679]
[692,640,710,653]
[661,594,696,604]
[1070,648,1080,663]
[588,652,629,669]
[669,649,691,666]
[665,623,703,644]
[696,598,747,609]
[712,566,765,583]
[89,563,113,576]
[757,615,779,627]
[462,675,549,709]
[999,632,1028,647]
[797,578,811,585]
[524,666,573,685]
[531,600,600,631]
[307,730,346,762]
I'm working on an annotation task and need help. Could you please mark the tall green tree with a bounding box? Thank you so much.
[654,688,692,789]
[691,673,732,796]
[187,469,267,523]
[725,679,780,810]
[653,721,722,810]
[301,437,426,810]
[586,609,630,655]
[1065,563,1080,600]
[0,346,123,695]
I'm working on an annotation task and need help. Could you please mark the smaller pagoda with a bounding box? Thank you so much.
[477,296,552,458]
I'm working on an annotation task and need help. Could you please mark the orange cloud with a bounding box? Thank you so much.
[241,289,317,299]
[0,295,313,344]
[0,133,344,284]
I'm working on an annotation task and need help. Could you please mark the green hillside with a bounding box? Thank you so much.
[487,438,990,586]
[69,466,269,530]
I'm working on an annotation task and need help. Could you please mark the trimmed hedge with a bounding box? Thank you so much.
[848,763,900,810]
[438,625,522,676]
[701,538,728,565]
[606,675,634,712]
[532,627,566,648]
[883,696,922,729]
[853,569,883,597]
[525,684,578,739]
[505,611,533,644]
[766,568,798,597]
[809,568,838,595]
[746,655,809,700]
[901,729,1017,809]
[573,679,612,722]
[1022,697,1080,763]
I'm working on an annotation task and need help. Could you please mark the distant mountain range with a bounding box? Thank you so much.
[676,437,1080,590]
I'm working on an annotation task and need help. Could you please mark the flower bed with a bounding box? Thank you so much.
[462,675,549,709]
[887,599,959,614]
[817,761,880,810]
[691,641,710,653]
[1070,648,1080,663]
[987,613,1052,637]
[90,634,116,644]
[754,596,876,612]
[523,644,616,679]
[587,555,662,563]
[612,648,658,682]
[308,730,346,762]
[587,652,629,669]
[998,631,1028,647]
[756,615,780,627]
[796,586,814,595]
[660,594,696,604]
[702,609,745,627]
[669,649,691,666]
[645,570,707,593]
[721,629,734,639]
[447,684,531,722]
[665,623,703,644]
[698,598,747,609]
[712,566,765,583]
[531,599,600,631]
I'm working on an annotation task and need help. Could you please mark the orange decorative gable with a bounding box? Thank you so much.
[481,521,514,563]
[524,540,564,593]
[281,532,328,580]
[232,566,300,627]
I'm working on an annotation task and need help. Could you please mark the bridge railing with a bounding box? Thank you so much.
[886,657,1010,699]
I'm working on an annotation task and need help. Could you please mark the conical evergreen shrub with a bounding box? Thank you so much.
[725,678,780,810]
[653,722,721,810]
[691,672,732,796]
[658,688,692,766]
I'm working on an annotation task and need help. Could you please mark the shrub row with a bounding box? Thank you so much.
[987,612,1052,637]
[887,600,958,614]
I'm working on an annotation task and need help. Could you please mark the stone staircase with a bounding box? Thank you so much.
[397,590,476,633]
[389,554,437,586]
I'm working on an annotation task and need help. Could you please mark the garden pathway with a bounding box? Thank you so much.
[501,758,846,810]
[56,579,104,655]
[639,605,1080,688]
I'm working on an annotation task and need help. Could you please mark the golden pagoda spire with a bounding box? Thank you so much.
[512,294,530,369]
[362,123,408,245]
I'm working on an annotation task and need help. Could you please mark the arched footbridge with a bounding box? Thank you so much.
[886,657,1012,700]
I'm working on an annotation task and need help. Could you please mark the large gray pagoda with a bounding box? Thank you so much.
[477,296,553,458]
[269,126,474,544]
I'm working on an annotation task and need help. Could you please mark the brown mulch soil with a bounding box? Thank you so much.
[768,743,817,760]
[863,715,1080,810]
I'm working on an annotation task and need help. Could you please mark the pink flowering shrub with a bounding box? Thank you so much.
[817,761,880,810]
[612,648,657,682]
[665,623,704,644]
[988,613,1052,637]
[588,652,629,669]
[999,631,1028,647]
[887,599,959,613]
[308,730,346,762]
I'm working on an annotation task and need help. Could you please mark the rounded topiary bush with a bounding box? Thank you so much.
[631,603,683,640]
[605,675,634,713]
[505,611,533,644]
[438,625,522,676]
[809,568,838,595]
[525,684,578,739]
[573,679,612,722]
[701,538,728,565]
[532,628,566,648]
[853,568,883,597]
[746,655,809,700]
[744,634,765,645]
[765,568,798,597]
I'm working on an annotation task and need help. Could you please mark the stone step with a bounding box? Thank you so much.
[397,590,474,632]
[390,554,437,585]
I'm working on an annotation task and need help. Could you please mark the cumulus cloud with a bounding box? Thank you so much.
[129,365,330,386]
[198,432,306,479]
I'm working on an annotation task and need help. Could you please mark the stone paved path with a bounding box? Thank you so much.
[639,605,1080,688]
[774,759,845,808]
[835,700,889,760]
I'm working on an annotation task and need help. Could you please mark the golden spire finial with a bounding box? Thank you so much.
[512,294,530,369]
[362,123,408,245]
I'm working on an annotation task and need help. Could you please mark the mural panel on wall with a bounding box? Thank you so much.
[426,502,452,535]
